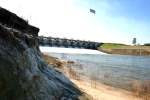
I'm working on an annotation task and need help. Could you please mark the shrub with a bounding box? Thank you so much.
[144,43,150,46]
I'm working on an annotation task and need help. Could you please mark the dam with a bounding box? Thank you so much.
[38,36,102,50]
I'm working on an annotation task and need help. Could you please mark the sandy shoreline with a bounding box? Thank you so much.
[70,79,142,100]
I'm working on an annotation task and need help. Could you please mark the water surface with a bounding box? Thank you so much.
[40,47,150,90]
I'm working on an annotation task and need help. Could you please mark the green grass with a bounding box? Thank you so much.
[100,43,126,49]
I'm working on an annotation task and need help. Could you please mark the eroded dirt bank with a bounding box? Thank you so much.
[0,7,90,100]
[98,48,150,56]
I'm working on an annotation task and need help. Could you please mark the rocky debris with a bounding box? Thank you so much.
[42,53,64,68]
[0,7,89,100]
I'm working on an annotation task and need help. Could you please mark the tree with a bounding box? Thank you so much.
[132,38,137,45]
[144,43,150,46]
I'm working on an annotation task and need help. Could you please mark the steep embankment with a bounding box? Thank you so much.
[99,43,150,56]
[0,7,89,100]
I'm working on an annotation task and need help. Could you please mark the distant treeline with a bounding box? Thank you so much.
[143,43,150,46]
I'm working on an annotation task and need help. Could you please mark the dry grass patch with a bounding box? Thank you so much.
[131,80,150,100]
[42,53,64,68]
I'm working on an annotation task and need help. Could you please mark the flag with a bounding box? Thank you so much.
[90,9,96,14]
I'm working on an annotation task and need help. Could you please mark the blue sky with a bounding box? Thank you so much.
[0,0,150,44]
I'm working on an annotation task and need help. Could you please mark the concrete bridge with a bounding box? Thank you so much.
[38,36,102,50]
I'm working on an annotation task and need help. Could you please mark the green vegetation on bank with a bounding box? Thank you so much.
[98,43,150,56]
[100,43,150,49]
[144,43,150,46]
[100,43,127,49]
